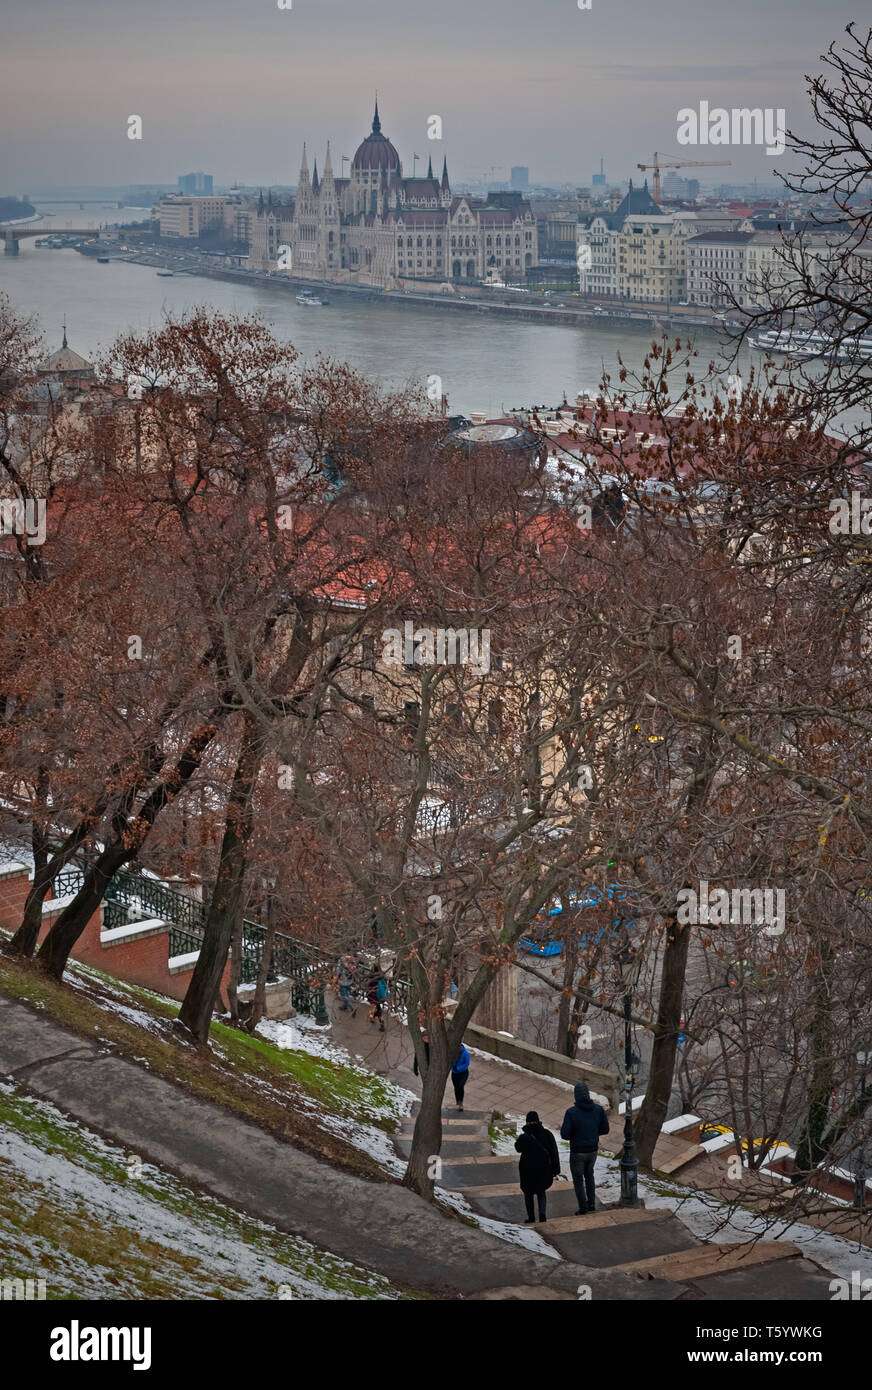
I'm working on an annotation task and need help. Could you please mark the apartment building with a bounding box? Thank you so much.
[153,194,240,240]
[686,230,755,307]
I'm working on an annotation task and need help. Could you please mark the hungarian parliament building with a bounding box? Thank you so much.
[247,101,539,291]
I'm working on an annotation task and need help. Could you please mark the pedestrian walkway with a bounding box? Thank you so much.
[392,1103,837,1300]
[329,1002,709,1173]
[0,991,674,1301]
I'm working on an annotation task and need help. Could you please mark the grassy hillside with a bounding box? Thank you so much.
[0,942,432,1299]
[0,1082,422,1300]
[0,943,406,1178]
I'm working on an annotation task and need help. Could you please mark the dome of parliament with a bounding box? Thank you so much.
[351,101,401,174]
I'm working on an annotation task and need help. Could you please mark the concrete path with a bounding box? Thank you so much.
[330,1003,705,1170]
[402,1102,840,1300]
[0,991,677,1301]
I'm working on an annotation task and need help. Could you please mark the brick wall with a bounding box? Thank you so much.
[0,866,231,1005]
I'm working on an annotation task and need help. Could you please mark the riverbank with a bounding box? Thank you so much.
[111,245,726,334]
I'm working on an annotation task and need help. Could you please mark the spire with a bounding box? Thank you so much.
[324,141,333,177]
[62,320,68,349]
[427,155,433,179]
[300,142,309,177]
[372,95,381,134]
[441,155,449,190]
[312,158,320,193]
[257,188,265,214]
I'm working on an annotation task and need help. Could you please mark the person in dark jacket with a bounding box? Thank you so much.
[560,1082,610,1214]
[450,1043,470,1110]
[515,1111,561,1223]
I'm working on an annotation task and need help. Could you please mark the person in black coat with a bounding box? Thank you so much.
[514,1110,561,1223]
[560,1083,610,1215]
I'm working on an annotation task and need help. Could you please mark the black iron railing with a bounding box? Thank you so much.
[47,861,415,1025]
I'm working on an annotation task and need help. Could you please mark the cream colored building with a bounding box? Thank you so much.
[152,195,242,240]
[617,214,690,304]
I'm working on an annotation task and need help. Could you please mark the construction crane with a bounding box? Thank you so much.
[637,153,732,203]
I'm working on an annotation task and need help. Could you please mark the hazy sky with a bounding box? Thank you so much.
[0,0,862,191]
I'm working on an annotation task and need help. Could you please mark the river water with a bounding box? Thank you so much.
[0,200,801,418]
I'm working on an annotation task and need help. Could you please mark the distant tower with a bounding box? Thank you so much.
[319,142,340,272]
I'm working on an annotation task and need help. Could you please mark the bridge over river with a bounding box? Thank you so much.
[1,225,101,255]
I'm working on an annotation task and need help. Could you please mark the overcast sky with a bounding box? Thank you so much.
[0,0,861,191]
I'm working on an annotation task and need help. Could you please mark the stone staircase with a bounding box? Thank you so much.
[396,1106,838,1300]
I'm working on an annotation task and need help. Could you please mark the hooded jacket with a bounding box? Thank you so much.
[560,1083,610,1153]
[515,1121,561,1193]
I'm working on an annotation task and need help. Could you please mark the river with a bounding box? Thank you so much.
[0,200,814,419]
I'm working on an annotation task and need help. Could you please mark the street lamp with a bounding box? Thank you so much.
[616,926,642,1207]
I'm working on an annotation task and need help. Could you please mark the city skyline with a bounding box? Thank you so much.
[0,0,861,189]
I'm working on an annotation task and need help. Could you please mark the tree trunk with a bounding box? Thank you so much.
[402,1025,451,1200]
[556,936,577,1056]
[793,934,835,1181]
[177,717,262,1044]
[227,918,242,1023]
[7,813,88,958]
[36,842,131,980]
[36,719,219,981]
[249,892,278,1032]
[634,912,690,1168]
[8,859,53,958]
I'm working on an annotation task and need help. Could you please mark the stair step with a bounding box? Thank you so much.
[438,1157,522,1188]
[398,1118,487,1134]
[608,1240,801,1282]
[535,1208,666,1234]
[459,1184,581,1221]
[545,1212,699,1268]
[411,1104,494,1121]
[395,1136,492,1159]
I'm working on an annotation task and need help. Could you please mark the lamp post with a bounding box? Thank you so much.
[616,928,641,1207]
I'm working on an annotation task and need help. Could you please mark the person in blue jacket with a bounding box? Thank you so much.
[560,1083,610,1214]
[450,1043,470,1110]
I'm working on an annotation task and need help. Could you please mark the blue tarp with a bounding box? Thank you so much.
[519,883,635,956]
